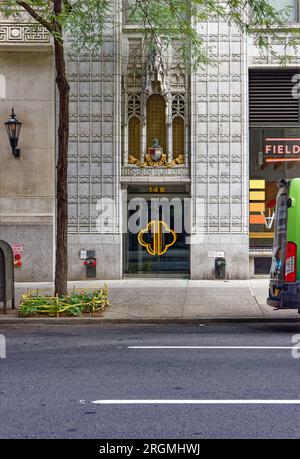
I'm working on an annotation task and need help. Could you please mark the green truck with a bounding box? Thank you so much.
[267,178,300,314]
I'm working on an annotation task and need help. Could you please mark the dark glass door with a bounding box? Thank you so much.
[124,193,190,277]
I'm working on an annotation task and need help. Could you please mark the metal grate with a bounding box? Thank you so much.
[249,69,300,124]
[254,257,272,275]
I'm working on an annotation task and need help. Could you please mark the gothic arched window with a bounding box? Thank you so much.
[172,116,184,159]
[128,116,141,160]
[146,95,166,152]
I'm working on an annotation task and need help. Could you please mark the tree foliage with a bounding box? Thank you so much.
[0,1,299,64]
[127,0,300,67]
[0,1,108,51]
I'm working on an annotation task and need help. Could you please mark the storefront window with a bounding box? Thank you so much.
[249,68,300,267]
[249,127,300,250]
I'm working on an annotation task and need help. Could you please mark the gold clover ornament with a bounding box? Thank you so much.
[138,221,177,256]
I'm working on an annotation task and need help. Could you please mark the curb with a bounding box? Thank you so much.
[0,317,300,325]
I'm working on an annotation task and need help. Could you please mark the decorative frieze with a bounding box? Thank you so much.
[0,23,50,43]
[195,216,242,226]
[197,94,241,102]
[196,175,242,184]
[67,73,114,82]
[68,175,114,184]
[69,195,111,205]
[197,114,241,123]
[209,54,241,62]
[196,154,242,163]
[197,135,242,143]
[200,34,241,42]
[196,195,242,203]
[67,51,114,62]
[69,94,114,102]
[69,114,114,122]
[197,74,241,82]
[69,134,113,143]
[68,154,114,163]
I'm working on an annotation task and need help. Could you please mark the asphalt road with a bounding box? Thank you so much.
[1,323,300,439]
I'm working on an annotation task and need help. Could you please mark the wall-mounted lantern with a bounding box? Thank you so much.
[4,108,22,158]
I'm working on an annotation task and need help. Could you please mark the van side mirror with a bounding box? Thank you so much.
[288,198,295,208]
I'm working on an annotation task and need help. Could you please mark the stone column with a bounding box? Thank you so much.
[123,92,128,165]
[167,92,173,162]
[184,121,189,166]
[141,95,147,163]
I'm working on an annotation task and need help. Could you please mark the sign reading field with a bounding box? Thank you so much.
[265,138,300,162]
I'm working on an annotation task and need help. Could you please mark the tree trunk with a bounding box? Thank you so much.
[54,37,70,297]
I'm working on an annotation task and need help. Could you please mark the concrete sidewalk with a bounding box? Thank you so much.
[0,278,300,323]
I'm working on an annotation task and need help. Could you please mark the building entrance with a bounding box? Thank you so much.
[124,186,190,277]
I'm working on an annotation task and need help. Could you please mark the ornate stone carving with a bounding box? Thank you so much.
[127,63,142,89]
[202,34,241,43]
[128,39,142,62]
[128,93,141,117]
[69,134,113,143]
[172,43,184,64]
[67,73,114,82]
[170,64,186,91]
[69,114,113,122]
[128,154,185,167]
[0,23,50,43]
[172,93,185,117]
[144,49,167,95]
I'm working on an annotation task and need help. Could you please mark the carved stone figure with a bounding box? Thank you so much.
[144,49,167,94]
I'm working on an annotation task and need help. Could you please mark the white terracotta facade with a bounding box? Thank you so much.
[1,1,300,281]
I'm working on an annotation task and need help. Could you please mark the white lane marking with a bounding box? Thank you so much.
[91,399,300,405]
[128,346,295,349]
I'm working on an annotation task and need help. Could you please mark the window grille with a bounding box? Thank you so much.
[249,69,300,124]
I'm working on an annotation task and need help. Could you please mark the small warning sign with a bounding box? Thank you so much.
[12,244,23,254]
